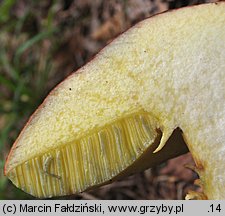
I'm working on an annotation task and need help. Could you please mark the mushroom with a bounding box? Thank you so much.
[4,2,225,199]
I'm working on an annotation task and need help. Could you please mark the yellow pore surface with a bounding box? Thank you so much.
[8,112,158,197]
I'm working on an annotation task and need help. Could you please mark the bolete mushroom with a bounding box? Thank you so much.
[4,2,225,199]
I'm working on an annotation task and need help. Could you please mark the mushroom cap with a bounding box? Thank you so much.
[5,2,225,199]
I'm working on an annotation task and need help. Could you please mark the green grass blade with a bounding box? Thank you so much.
[0,74,16,91]
[15,29,55,58]
[0,0,16,23]
[0,50,19,81]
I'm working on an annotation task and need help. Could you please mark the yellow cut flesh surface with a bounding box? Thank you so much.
[5,3,225,199]
[8,111,158,198]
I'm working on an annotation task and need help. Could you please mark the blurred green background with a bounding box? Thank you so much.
[0,0,213,199]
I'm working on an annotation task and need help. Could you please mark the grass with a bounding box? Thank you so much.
[0,0,58,199]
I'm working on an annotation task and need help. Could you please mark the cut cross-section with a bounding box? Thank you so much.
[7,112,162,197]
[5,2,225,199]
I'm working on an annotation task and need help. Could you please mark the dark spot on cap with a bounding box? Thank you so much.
[69,88,72,90]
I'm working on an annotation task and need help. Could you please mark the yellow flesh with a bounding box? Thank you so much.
[5,3,225,199]
[8,111,159,197]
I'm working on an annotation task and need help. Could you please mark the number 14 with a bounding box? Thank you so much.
[209,204,221,213]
